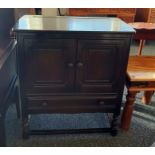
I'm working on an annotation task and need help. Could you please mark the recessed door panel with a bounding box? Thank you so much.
[20,38,76,93]
[76,39,128,93]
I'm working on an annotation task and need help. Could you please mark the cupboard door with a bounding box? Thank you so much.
[19,38,76,94]
[76,39,129,93]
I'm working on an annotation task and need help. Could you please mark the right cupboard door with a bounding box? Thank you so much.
[76,39,130,93]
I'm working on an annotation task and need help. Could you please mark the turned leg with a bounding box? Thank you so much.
[22,115,29,139]
[11,84,20,119]
[121,90,137,131]
[0,113,6,147]
[111,113,120,136]
[142,91,154,104]
[15,87,20,119]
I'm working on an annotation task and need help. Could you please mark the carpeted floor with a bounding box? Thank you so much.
[5,103,155,147]
[4,41,155,147]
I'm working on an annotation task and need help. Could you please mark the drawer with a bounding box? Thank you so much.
[27,95,119,113]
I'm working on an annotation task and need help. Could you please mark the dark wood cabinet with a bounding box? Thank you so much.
[14,15,134,138]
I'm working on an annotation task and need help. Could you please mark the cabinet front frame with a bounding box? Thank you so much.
[16,32,132,114]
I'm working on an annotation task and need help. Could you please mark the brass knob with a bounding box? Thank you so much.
[99,101,105,105]
[77,62,83,67]
[42,102,48,106]
[67,63,74,68]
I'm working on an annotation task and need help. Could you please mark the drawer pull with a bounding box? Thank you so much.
[67,63,74,68]
[99,101,105,105]
[42,102,48,106]
[77,62,83,67]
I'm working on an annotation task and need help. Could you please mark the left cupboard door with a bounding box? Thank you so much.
[17,37,76,94]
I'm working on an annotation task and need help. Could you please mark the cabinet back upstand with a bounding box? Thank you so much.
[13,15,134,138]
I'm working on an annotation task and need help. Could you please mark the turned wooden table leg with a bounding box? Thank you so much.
[142,91,154,104]
[121,90,137,131]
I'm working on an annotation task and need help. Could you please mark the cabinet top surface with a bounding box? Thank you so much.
[13,15,134,33]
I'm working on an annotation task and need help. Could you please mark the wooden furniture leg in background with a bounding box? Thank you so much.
[121,90,138,131]
[142,91,154,104]
[138,40,145,55]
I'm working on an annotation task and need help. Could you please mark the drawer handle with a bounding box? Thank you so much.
[42,102,48,106]
[67,63,74,68]
[99,101,105,105]
[77,62,83,67]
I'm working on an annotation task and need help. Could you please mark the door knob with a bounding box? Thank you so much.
[99,101,105,105]
[77,62,83,67]
[42,102,48,106]
[67,63,74,68]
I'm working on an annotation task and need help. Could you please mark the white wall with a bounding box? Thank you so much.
[41,8,68,16]
[42,8,58,16]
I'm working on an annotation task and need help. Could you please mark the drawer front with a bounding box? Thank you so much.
[27,95,119,113]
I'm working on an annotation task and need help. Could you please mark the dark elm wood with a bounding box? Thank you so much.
[30,128,110,135]
[22,116,29,139]
[13,15,134,138]
[76,39,130,93]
